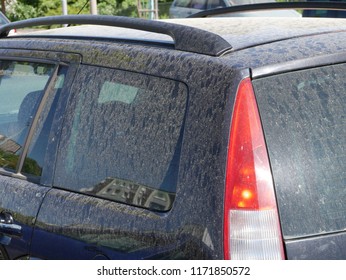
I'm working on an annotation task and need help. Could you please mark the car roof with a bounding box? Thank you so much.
[167,17,346,50]
[16,17,346,52]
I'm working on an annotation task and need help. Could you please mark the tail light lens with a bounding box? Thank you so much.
[224,78,285,260]
[8,29,16,36]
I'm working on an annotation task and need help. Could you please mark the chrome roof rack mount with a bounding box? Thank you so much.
[188,1,346,18]
[0,15,232,57]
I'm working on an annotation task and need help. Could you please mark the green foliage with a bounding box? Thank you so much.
[20,0,40,6]
[0,149,42,176]
[0,149,18,171]
[23,156,42,176]
[39,0,62,16]
[98,0,138,17]
[6,0,172,21]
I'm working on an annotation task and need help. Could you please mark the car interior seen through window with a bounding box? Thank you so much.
[0,61,60,177]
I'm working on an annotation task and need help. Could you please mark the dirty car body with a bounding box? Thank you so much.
[0,10,345,260]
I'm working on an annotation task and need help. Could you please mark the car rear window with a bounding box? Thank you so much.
[54,65,188,211]
[253,64,346,239]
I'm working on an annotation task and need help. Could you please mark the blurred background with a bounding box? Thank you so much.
[0,0,306,21]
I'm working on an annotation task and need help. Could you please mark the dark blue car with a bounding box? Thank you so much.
[0,2,346,260]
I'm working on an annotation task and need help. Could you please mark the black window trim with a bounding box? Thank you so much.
[0,56,62,66]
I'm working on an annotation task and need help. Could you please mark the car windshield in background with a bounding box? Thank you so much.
[169,0,301,18]
[0,12,9,25]
[303,0,346,18]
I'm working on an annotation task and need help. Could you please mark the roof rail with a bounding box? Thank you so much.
[188,1,346,18]
[0,15,232,56]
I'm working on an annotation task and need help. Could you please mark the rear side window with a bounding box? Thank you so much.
[54,65,187,211]
[174,0,192,8]
[208,0,226,9]
[190,0,207,9]
[253,64,346,239]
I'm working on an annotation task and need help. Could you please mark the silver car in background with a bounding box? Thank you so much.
[169,0,301,18]
[0,12,16,35]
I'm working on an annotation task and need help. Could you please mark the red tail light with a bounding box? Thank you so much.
[224,78,285,260]
[8,29,16,36]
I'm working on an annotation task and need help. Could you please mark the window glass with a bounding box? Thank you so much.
[303,0,346,18]
[0,60,56,174]
[22,69,66,177]
[208,0,226,9]
[190,0,207,9]
[229,0,275,4]
[0,17,7,24]
[54,65,187,211]
[253,64,346,238]
[98,82,138,104]
[174,0,191,8]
